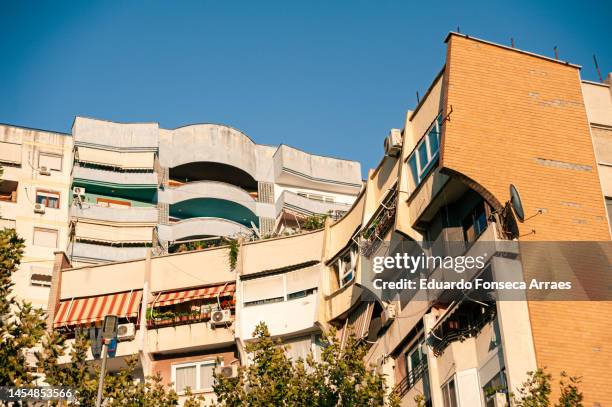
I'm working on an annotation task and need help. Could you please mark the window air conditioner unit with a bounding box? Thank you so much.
[382,303,397,327]
[72,187,86,198]
[384,128,403,157]
[218,365,238,378]
[211,309,232,327]
[34,203,46,214]
[39,166,51,176]
[117,323,136,341]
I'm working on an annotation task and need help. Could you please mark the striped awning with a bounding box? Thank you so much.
[150,282,236,307]
[54,290,143,328]
[338,302,375,349]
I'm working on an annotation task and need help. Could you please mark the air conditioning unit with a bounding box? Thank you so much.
[384,128,403,157]
[39,166,51,176]
[218,365,238,378]
[72,187,86,198]
[211,309,232,327]
[382,303,397,327]
[117,323,136,341]
[33,203,46,214]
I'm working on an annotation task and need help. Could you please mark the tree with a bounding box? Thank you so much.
[555,372,583,407]
[0,227,47,387]
[38,332,182,406]
[512,368,584,407]
[213,322,398,407]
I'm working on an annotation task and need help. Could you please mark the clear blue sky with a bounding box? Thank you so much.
[1,1,610,175]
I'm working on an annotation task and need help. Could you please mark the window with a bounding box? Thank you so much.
[243,267,319,307]
[33,228,58,248]
[462,201,489,243]
[172,360,218,394]
[441,378,458,407]
[335,248,357,288]
[38,152,62,171]
[287,288,317,300]
[297,191,335,203]
[36,190,60,209]
[30,268,52,288]
[408,114,443,186]
[406,340,427,377]
[483,370,508,407]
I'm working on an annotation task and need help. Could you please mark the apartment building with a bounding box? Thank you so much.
[0,124,73,309]
[45,34,611,407]
[69,117,362,265]
[0,117,361,310]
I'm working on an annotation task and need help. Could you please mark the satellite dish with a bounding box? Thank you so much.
[509,184,525,222]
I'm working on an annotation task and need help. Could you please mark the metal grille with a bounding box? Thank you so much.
[258,182,274,204]
[259,217,276,236]
[157,202,169,225]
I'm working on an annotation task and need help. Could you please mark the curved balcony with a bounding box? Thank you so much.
[160,180,257,213]
[276,190,352,217]
[159,124,260,180]
[71,205,158,223]
[158,217,253,241]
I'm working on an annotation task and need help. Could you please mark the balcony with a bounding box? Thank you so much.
[71,204,158,223]
[70,242,149,263]
[158,217,253,242]
[274,145,362,195]
[276,190,352,218]
[72,165,158,187]
[360,189,398,258]
[393,362,429,403]
[147,320,235,354]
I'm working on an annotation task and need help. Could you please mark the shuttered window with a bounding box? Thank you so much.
[38,152,63,171]
[0,142,22,164]
[33,228,58,248]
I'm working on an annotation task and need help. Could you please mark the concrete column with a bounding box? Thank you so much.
[139,249,152,376]
[46,251,71,331]
[423,312,444,407]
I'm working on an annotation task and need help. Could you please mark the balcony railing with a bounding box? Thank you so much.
[392,362,428,400]
[427,301,497,357]
[360,189,397,257]
[71,204,158,223]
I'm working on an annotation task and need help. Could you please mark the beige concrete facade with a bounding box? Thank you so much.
[38,33,612,407]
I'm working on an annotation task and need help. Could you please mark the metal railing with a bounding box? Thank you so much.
[393,361,428,399]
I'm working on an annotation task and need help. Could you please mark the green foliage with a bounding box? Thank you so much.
[227,239,239,270]
[512,368,584,407]
[302,214,328,231]
[555,371,583,407]
[0,228,47,387]
[213,322,397,407]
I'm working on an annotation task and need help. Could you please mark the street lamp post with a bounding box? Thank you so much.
[95,315,118,407]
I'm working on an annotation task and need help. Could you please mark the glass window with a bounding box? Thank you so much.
[428,126,440,156]
[442,378,458,407]
[418,142,429,170]
[606,198,612,233]
[200,363,215,390]
[408,155,419,185]
[463,201,488,243]
[36,191,60,209]
[173,361,218,394]
[174,365,196,393]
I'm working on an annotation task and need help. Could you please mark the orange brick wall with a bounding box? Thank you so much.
[441,34,611,405]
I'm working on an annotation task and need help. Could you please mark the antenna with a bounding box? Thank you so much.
[593,54,603,82]
[554,46,559,60]
[457,25,461,33]
[511,38,515,48]
[416,91,420,104]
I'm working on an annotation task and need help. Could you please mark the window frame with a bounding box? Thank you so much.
[441,377,458,407]
[35,189,61,209]
[32,227,58,248]
[336,248,357,288]
[407,114,443,186]
[38,152,63,172]
[171,359,221,394]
